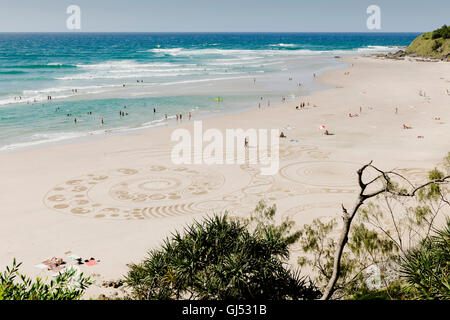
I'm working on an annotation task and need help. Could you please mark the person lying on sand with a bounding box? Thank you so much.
[323,130,331,135]
[348,113,359,118]
[279,132,286,138]
[402,124,412,129]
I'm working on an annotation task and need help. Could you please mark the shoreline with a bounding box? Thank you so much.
[0,55,449,298]
[0,56,345,154]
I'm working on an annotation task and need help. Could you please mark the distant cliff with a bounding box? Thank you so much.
[406,25,450,60]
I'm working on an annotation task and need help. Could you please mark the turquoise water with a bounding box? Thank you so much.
[0,33,419,151]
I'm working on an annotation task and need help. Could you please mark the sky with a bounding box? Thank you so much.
[0,0,448,33]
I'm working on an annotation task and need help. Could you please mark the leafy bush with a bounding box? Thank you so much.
[351,281,407,300]
[432,25,450,39]
[125,202,321,300]
[0,259,92,300]
[432,40,443,51]
[399,219,450,300]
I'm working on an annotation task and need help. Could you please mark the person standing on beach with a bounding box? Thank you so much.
[153,107,156,114]
[101,118,104,126]
[74,118,77,124]
[188,112,191,121]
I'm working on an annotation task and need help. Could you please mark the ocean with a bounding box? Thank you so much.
[0,32,419,151]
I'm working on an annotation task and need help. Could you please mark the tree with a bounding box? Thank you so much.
[298,154,450,300]
[125,202,321,300]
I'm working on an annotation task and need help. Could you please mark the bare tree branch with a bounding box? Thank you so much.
[319,162,450,300]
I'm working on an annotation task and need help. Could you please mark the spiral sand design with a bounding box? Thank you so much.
[44,165,232,220]
[279,161,360,188]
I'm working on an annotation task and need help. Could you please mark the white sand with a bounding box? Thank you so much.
[0,56,449,298]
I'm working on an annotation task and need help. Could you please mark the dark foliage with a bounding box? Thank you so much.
[125,212,321,300]
[432,25,450,39]
[399,218,450,300]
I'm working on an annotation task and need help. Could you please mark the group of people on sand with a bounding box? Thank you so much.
[296,102,308,110]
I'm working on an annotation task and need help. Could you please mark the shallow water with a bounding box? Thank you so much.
[0,32,419,151]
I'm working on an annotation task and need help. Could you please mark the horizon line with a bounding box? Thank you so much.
[0,31,424,34]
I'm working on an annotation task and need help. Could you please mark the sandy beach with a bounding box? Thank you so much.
[1,56,449,298]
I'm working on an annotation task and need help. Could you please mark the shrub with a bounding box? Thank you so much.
[125,202,321,300]
[399,219,450,300]
[432,40,443,51]
[0,259,92,300]
[432,25,450,39]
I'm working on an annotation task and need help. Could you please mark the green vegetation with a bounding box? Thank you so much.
[296,157,449,300]
[125,202,321,300]
[3,154,449,300]
[432,25,450,39]
[400,219,450,300]
[406,25,450,59]
[0,259,92,300]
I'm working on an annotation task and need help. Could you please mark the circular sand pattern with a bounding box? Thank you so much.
[44,166,230,220]
[109,167,223,203]
[279,161,360,188]
[281,202,342,252]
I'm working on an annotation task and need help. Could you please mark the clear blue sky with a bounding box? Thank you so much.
[0,0,448,32]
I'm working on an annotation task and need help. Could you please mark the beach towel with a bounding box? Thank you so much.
[85,259,98,266]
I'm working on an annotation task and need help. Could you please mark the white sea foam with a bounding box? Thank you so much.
[269,43,297,47]
[146,46,398,57]
[0,45,398,107]
[0,131,87,152]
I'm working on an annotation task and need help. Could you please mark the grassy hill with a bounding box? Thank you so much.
[406,25,450,60]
